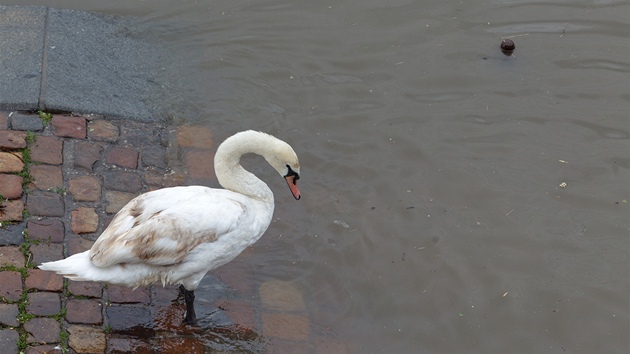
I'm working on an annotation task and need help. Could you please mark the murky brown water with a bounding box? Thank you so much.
[8,0,630,352]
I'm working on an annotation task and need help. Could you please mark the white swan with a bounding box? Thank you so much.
[39,130,301,324]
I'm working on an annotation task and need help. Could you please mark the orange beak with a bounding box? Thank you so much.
[285,175,301,200]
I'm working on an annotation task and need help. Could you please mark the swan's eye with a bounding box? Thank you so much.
[285,164,300,182]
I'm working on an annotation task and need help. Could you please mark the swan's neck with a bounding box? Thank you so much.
[214,131,276,203]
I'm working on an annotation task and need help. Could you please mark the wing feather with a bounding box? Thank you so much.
[89,186,248,267]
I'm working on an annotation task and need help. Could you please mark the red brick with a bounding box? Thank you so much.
[0,200,24,222]
[29,243,64,266]
[103,171,142,193]
[68,176,101,202]
[25,317,60,344]
[104,191,136,214]
[262,312,310,340]
[51,115,86,139]
[0,174,22,199]
[0,130,27,149]
[176,126,213,148]
[0,271,22,301]
[71,207,99,234]
[68,280,102,298]
[67,325,106,354]
[30,136,63,165]
[30,165,63,190]
[26,269,64,292]
[216,300,255,329]
[27,219,65,243]
[105,147,138,169]
[88,120,118,142]
[0,112,7,130]
[108,285,150,304]
[66,299,103,325]
[74,141,103,171]
[0,246,25,267]
[0,151,23,173]
[186,150,215,180]
[27,292,61,316]
[66,236,93,256]
[106,338,153,354]
[157,337,205,354]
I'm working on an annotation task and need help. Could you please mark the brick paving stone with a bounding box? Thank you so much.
[71,207,99,234]
[0,151,24,172]
[74,141,103,171]
[262,312,310,340]
[30,164,63,190]
[88,120,119,142]
[66,236,94,256]
[51,115,87,139]
[260,280,305,312]
[27,219,65,243]
[27,192,65,217]
[216,300,256,329]
[0,112,7,130]
[27,292,61,316]
[0,200,24,222]
[176,125,213,148]
[105,190,137,214]
[69,175,102,202]
[140,146,166,169]
[0,246,25,267]
[26,345,64,354]
[0,303,19,326]
[157,337,205,354]
[153,285,179,305]
[30,243,64,266]
[105,146,139,169]
[0,223,24,246]
[0,329,19,354]
[120,124,162,148]
[25,317,60,344]
[0,174,23,199]
[103,171,142,193]
[106,305,154,336]
[108,339,153,354]
[30,136,63,165]
[0,271,22,301]
[0,130,27,149]
[68,280,102,298]
[10,113,43,131]
[186,150,215,180]
[68,325,106,354]
[66,299,103,325]
[108,285,150,304]
[143,171,185,189]
[106,338,154,354]
[26,269,64,292]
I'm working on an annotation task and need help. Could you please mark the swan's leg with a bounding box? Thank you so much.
[180,284,196,324]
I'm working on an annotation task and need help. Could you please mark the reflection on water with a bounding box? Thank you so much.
[7,0,629,352]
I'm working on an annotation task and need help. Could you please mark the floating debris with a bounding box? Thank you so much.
[500,39,515,56]
[559,182,568,188]
[332,220,349,228]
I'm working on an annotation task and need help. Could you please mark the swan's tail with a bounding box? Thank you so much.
[38,251,92,281]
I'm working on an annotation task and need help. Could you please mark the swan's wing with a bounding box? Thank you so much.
[89,188,248,267]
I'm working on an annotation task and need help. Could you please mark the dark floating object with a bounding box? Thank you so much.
[501,39,515,56]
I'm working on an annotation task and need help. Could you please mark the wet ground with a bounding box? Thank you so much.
[2,0,629,352]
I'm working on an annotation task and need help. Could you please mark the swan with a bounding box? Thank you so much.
[39,130,301,324]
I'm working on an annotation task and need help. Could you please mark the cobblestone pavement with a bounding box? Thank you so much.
[0,112,340,353]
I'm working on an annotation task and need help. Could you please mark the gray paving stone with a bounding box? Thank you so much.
[0,6,46,111]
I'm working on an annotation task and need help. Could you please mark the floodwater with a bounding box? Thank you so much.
[8,0,630,352]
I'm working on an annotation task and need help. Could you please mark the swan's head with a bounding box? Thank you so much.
[264,141,301,200]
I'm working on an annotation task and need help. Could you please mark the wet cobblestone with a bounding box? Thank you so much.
[0,110,326,353]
